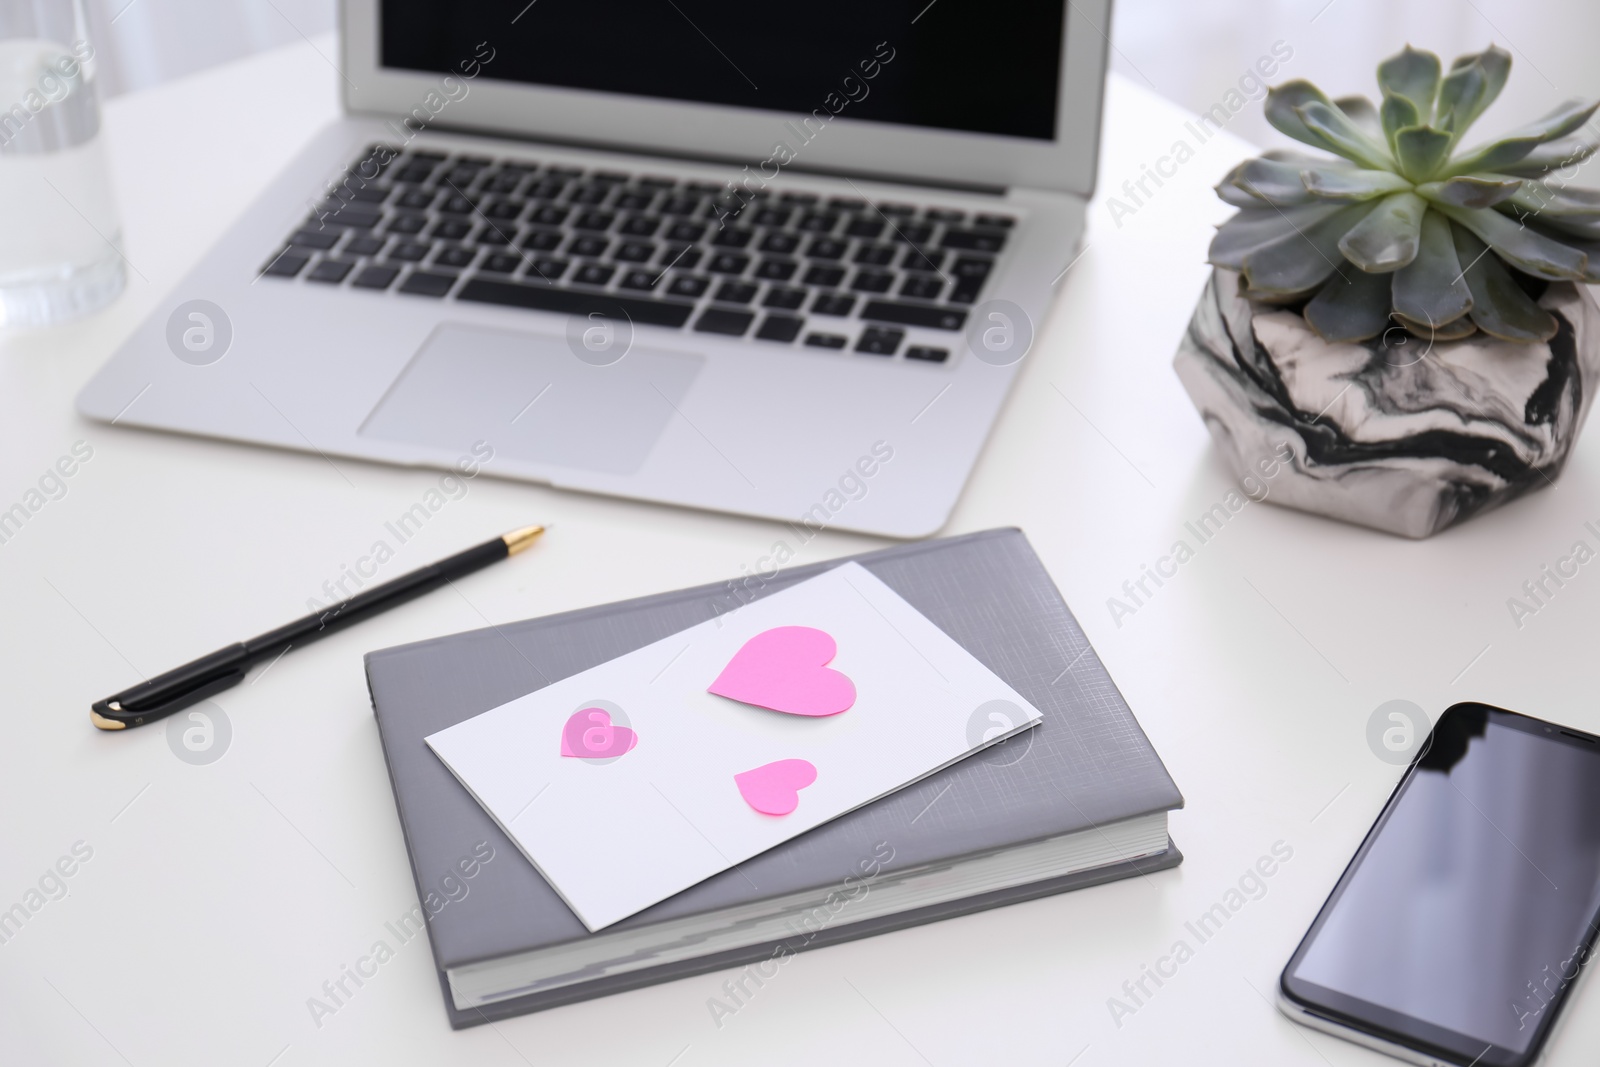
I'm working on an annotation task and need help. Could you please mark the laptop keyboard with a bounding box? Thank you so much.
[260,145,1017,363]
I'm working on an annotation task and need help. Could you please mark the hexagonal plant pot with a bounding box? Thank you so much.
[1173,268,1600,538]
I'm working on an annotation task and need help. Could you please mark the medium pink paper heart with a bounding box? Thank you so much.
[708,626,856,716]
[559,708,638,759]
[734,759,818,816]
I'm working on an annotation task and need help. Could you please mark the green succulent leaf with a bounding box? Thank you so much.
[1262,148,1356,169]
[1301,167,1413,201]
[1394,311,1477,341]
[1520,220,1600,280]
[1377,46,1442,116]
[1335,95,1383,141]
[1496,137,1599,177]
[1229,158,1318,206]
[1297,101,1395,169]
[1450,223,1559,341]
[1241,202,1379,293]
[1436,45,1511,134]
[1446,99,1600,175]
[1393,126,1454,181]
[1303,262,1394,342]
[1505,180,1600,217]
[1338,191,1427,271]
[1217,181,1265,207]
[1380,93,1421,145]
[1433,201,1589,279]
[1208,202,1348,269]
[1265,81,1336,147]
[1392,209,1473,327]
[1416,176,1522,209]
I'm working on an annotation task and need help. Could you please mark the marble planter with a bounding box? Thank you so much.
[1173,268,1600,538]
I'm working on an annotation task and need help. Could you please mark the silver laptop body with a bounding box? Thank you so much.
[77,0,1111,537]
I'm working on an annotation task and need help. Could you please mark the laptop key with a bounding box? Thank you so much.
[615,192,655,211]
[432,219,472,240]
[615,241,656,263]
[845,217,885,238]
[522,229,562,251]
[458,279,696,327]
[755,259,797,281]
[290,229,340,250]
[530,205,569,226]
[659,195,700,216]
[903,247,946,272]
[619,269,661,291]
[803,265,845,287]
[485,200,524,220]
[811,292,855,316]
[754,207,792,226]
[974,213,1016,228]
[876,203,914,216]
[528,257,569,281]
[759,232,800,254]
[396,188,436,209]
[828,197,869,211]
[905,345,950,363]
[440,195,475,215]
[900,275,943,300]
[351,264,400,289]
[666,221,706,242]
[707,252,750,274]
[859,300,966,330]
[476,227,512,246]
[798,212,838,233]
[619,215,660,236]
[925,208,965,223]
[435,246,477,268]
[660,244,702,270]
[949,256,994,303]
[568,235,609,257]
[345,234,387,256]
[307,258,356,283]
[572,263,615,286]
[388,214,427,234]
[755,314,804,342]
[694,308,754,336]
[388,241,430,262]
[262,250,311,276]
[573,210,615,231]
[714,281,758,304]
[667,275,710,298]
[712,228,754,249]
[394,162,435,183]
[804,332,848,349]
[399,271,458,297]
[853,244,894,266]
[806,237,847,260]
[850,270,893,293]
[890,222,934,244]
[855,326,905,355]
[941,229,1006,253]
[482,253,522,273]
[762,286,805,309]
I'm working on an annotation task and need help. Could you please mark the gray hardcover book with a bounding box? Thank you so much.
[364,527,1183,1027]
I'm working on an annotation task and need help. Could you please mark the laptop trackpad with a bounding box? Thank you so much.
[359,323,704,476]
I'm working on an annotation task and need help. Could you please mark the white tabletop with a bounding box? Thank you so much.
[5,37,1600,1067]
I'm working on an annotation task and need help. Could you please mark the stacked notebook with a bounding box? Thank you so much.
[365,527,1183,1027]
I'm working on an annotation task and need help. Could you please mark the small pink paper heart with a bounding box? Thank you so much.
[734,759,818,816]
[708,626,856,717]
[559,708,638,759]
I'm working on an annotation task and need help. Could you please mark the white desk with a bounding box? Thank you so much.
[5,38,1600,1067]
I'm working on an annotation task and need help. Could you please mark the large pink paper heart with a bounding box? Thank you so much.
[708,626,856,716]
[559,708,638,759]
[734,759,818,816]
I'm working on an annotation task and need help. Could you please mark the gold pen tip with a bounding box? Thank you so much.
[90,709,126,731]
[502,524,547,555]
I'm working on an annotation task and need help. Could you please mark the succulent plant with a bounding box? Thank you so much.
[1210,45,1600,344]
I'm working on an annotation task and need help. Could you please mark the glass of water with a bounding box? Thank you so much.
[0,0,123,328]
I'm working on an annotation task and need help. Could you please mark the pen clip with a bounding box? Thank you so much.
[90,667,248,730]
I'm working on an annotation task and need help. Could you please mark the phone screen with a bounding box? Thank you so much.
[1284,705,1600,1064]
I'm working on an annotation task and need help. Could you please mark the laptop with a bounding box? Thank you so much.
[77,0,1111,538]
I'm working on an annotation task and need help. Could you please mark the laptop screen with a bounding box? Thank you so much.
[379,1,1065,142]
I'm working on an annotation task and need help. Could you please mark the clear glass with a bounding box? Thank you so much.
[0,0,123,328]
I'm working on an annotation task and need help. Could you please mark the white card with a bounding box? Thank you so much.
[424,562,1043,931]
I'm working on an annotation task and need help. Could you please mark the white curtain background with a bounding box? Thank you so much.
[85,0,335,97]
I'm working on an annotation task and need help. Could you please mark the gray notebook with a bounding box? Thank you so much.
[365,527,1183,1028]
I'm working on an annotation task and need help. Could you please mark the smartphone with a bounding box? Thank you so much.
[1280,702,1600,1067]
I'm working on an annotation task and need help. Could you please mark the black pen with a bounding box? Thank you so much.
[90,525,546,730]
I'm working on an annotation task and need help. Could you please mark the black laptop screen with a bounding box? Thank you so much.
[378,0,1065,141]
